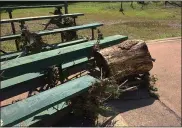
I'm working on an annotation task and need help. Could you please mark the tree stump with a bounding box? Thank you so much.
[94,40,154,80]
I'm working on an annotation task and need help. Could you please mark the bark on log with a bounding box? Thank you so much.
[94,40,154,80]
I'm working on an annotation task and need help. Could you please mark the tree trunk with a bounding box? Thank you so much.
[94,40,154,80]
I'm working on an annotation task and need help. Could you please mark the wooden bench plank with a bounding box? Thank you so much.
[1,57,93,90]
[1,73,43,89]
[1,75,98,127]
[0,13,84,24]
[0,52,21,62]
[0,35,128,80]
[0,38,88,62]
[46,38,88,50]
[14,101,69,127]
[0,34,19,41]
[38,23,103,36]
[0,4,65,11]
[0,23,103,41]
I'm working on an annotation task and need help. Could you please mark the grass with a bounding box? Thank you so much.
[0,2,181,52]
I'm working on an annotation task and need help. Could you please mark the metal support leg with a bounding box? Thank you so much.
[58,65,64,84]
[8,10,20,51]
[73,17,76,26]
[56,6,62,14]
[64,1,68,14]
[61,32,64,42]
[91,28,95,40]
[19,21,25,30]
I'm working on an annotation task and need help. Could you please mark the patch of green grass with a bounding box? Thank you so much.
[0,2,181,52]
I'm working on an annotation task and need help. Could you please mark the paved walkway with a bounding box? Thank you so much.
[147,37,181,118]
[106,37,181,126]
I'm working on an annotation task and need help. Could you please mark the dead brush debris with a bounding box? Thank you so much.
[66,72,159,125]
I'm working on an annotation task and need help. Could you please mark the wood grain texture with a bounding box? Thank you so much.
[97,40,153,78]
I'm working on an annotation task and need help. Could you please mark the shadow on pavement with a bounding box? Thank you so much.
[97,88,156,126]
[53,88,156,127]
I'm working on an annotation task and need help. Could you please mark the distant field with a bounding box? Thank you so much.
[0,2,181,52]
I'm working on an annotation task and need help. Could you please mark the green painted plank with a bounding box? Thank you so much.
[1,75,98,127]
[62,57,92,69]
[0,38,88,62]
[0,35,128,80]
[0,23,103,41]
[0,4,65,11]
[0,34,20,41]
[0,52,21,62]
[1,73,43,89]
[1,57,93,89]
[14,101,68,127]
[38,23,103,36]
[0,13,84,24]
[46,38,88,49]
